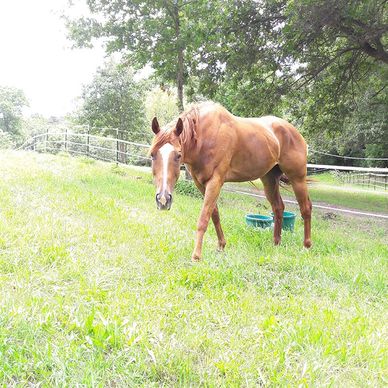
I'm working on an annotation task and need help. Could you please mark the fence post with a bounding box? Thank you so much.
[86,126,90,158]
[116,129,119,163]
[64,128,68,152]
[45,128,49,152]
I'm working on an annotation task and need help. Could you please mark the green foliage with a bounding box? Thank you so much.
[77,61,148,142]
[0,129,14,149]
[21,114,52,138]
[0,86,29,142]
[175,178,202,198]
[145,86,180,127]
[66,0,211,111]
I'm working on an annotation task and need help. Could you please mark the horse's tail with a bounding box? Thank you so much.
[280,173,315,186]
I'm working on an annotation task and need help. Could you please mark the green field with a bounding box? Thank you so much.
[0,151,387,386]
[227,172,388,215]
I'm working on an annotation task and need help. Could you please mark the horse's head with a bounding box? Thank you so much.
[149,117,184,210]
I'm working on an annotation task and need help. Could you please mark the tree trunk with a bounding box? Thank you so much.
[174,3,184,112]
[177,48,184,112]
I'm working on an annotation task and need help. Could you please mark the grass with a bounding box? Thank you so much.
[227,172,388,214]
[308,172,388,214]
[0,150,387,386]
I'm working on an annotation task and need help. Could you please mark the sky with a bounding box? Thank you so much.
[0,0,107,117]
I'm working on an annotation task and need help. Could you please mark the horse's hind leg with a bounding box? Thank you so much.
[289,177,312,248]
[261,168,285,245]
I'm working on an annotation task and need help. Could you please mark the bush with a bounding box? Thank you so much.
[175,179,202,198]
[0,130,15,149]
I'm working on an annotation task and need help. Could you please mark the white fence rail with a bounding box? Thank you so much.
[307,163,388,173]
[18,131,151,166]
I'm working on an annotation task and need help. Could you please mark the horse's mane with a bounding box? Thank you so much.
[150,102,216,155]
[179,104,201,147]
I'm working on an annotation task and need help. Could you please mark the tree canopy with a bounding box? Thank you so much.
[67,0,210,112]
[0,86,29,142]
[77,61,147,142]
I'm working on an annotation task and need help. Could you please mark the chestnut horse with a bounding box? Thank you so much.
[149,102,312,261]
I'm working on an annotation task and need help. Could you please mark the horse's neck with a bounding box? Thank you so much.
[181,134,203,165]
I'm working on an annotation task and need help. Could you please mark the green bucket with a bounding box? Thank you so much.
[271,211,296,231]
[245,214,273,229]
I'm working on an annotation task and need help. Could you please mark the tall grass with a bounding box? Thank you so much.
[0,151,387,386]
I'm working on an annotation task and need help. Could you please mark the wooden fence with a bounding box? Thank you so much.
[341,172,388,191]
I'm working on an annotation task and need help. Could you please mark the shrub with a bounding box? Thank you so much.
[175,179,202,198]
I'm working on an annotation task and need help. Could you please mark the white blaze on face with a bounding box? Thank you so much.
[159,143,174,203]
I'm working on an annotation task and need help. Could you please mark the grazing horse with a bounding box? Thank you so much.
[149,102,312,261]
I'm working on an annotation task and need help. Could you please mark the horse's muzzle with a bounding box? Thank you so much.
[156,193,172,210]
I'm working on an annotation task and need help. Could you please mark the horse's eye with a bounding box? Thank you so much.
[176,154,182,161]
[151,154,156,161]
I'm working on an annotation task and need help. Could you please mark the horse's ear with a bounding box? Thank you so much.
[152,117,160,135]
[175,118,184,137]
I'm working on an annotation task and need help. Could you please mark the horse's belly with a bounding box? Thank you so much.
[225,154,276,182]
[224,133,278,181]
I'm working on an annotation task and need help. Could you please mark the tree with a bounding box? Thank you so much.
[145,85,179,127]
[78,61,147,142]
[189,0,387,106]
[282,0,388,164]
[66,0,209,112]
[0,86,29,141]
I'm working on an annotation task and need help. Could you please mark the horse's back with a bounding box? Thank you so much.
[232,114,308,179]
[234,115,306,156]
[196,104,308,180]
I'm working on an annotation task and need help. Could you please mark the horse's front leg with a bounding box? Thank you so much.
[192,176,223,261]
[191,175,226,252]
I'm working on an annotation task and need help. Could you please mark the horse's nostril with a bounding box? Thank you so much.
[155,192,172,210]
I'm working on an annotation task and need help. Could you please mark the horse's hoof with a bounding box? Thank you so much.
[274,239,281,246]
[217,242,226,252]
[304,239,312,249]
[191,254,201,262]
